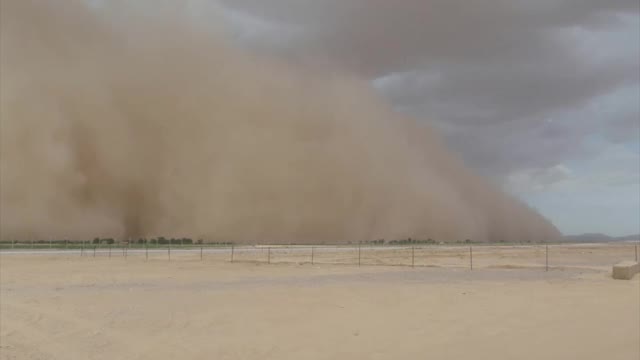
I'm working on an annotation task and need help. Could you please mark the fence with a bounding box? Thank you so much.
[1,241,637,271]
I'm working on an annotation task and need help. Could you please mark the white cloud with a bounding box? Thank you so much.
[509,144,639,194]
[510,144,639,235]
[506,164,574,194]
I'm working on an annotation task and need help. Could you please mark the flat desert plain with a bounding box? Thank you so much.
[1,247,638,360]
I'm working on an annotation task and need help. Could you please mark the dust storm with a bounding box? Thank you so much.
[0,0,561,244]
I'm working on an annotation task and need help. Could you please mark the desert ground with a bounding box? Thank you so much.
[1,244,638,360]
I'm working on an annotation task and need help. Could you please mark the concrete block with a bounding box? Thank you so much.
[612,261,639,280]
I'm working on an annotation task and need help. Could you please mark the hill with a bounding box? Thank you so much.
[564,233,639,243]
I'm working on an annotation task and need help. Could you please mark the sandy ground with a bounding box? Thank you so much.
[1,248,639,360]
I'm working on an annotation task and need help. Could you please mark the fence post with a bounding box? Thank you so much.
[168,243,171,261]
[635,244,638,262]
[146,242,148,261]
[109,244,112,258]
[412,246,415,268]
[545,244,549,272]
[231,245,234,263]
[267,247,271,264]
[200,245,203,261]
[358,243,361,267]
[311,246,315,265]
[469,246,473,270]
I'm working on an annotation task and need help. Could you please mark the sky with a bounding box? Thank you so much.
[203,0,640,236]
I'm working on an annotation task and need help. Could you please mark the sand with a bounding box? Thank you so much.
[1,249,639,360]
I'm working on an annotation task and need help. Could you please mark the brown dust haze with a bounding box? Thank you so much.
[0,0,561,243]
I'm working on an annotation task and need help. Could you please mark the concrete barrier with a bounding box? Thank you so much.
[612,261,639,280]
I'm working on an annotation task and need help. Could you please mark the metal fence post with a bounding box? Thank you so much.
[545,244,549,272]
[469,246,473,270]
[311,246,315,265]
[358,243,361,267]
[109,244,112,258]
[200,245,203,261]
[412,246,415,268]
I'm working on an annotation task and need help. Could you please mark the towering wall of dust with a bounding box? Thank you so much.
[0,0,561,243]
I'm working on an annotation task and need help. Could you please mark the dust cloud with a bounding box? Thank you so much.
[0,0,561,243]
